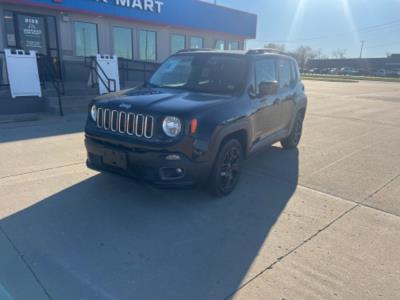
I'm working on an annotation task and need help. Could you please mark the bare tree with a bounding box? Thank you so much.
[264,43,285,52]
[289,46,318,69]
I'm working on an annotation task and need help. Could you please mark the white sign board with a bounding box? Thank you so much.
[96,54,120,95]
[5,49,42,98]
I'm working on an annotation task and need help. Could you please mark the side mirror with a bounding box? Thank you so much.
[259,81,279,97]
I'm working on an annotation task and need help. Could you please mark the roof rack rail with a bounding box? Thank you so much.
[176,48,215,54]
[246,48,285,55]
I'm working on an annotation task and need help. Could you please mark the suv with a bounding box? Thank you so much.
[85,49,307,196]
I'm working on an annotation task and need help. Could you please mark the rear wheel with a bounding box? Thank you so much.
[209,139,243,197]
[281,111,304,149]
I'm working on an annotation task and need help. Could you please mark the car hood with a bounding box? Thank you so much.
[94,88,236,116]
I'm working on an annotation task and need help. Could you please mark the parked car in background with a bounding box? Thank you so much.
[339,67,358,75]
[328,68,340,75]
[308,68,320,74]
[372,69,387,77]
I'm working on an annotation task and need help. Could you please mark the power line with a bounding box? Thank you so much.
[258,18,400,44]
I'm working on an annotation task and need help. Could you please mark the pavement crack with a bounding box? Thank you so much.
[225,204,359,300]
[0,225,53,300]
[363,173,400,203]
[0,162,84,181]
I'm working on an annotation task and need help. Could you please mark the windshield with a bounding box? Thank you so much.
[149,54,249,95]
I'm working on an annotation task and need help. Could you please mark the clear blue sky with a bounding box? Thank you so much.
[205,0,400,58]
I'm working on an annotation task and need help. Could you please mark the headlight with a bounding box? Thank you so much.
[162,116,182,137]
[90,105,97,122]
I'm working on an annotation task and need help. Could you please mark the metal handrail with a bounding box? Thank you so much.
[118,58,160,87]
[37,55,64,116]
[85,56,116,93]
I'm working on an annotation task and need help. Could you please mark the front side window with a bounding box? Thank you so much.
[171,34,185,54]
[228,41,240,50]
[255,59,276,93]
[215,40,225,50]
[74,22,98,57]
[190,37,204,49]
[149,54,249,95]
[113,26,133,59]
[278,59,292,89]
[139,30,156,61]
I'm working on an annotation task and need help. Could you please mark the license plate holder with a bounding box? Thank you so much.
[103,148,127,169]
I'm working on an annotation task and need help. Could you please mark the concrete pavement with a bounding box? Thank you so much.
[0,80,399,299]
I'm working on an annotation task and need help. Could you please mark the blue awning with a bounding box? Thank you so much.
[3,0,257,38]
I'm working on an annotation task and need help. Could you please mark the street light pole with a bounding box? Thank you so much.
[359,40,365,59]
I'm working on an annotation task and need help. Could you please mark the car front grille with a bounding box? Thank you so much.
[96,108,154,139]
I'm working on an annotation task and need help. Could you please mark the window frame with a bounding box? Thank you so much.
[170,33,186,54]
[228,41,241,50]
[215,39,225,50]
[138,29,157,61]
[189,36,204,49]
[73,21,99,57]
[112,25,133,60]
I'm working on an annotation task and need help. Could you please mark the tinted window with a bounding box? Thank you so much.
[171,34,185,54]
[255,59,276,93]
[74,22,98,57]
[113,27,133,59]
[47,16,58,50]
[278,59,291,89]
[139,30,156,61]
[4,11,16,47]
[149,54,248,95]
[18,14,47,55]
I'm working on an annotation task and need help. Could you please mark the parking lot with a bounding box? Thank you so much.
[0,80,399,300]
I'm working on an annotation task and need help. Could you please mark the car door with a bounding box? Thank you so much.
[252,58,282,139]
[277,58,297,130]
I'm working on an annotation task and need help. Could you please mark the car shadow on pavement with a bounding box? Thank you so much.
[1,146,299,300]
[0,114,85,144]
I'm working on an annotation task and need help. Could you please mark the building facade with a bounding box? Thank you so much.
[0,0,257,83]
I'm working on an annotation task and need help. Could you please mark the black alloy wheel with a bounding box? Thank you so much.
[210,139,243,196]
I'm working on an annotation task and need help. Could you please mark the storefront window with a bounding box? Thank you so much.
[190,37,204,49]
[215,40,225,50]
[113,26,133,59]
[74,22,98,57]
[171,34,185,54]
[139,30,156,61]
[228,41,241,50]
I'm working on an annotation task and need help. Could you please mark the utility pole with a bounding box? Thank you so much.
[359,40,365,59]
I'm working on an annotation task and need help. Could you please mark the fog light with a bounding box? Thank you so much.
[160,167,185,180]
[165,154,181,161]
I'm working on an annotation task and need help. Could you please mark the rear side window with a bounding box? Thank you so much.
[278,59,292,89]
[255,59,276,93]
[290,61,299,83]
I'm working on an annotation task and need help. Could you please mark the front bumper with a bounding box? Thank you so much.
[85,136,211,187]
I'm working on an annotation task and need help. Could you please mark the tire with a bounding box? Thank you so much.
[209,139,243,197]
[281,111,304,149]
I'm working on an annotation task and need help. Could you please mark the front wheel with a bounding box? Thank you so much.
[281,111,304,149]
[209,139,243,197]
